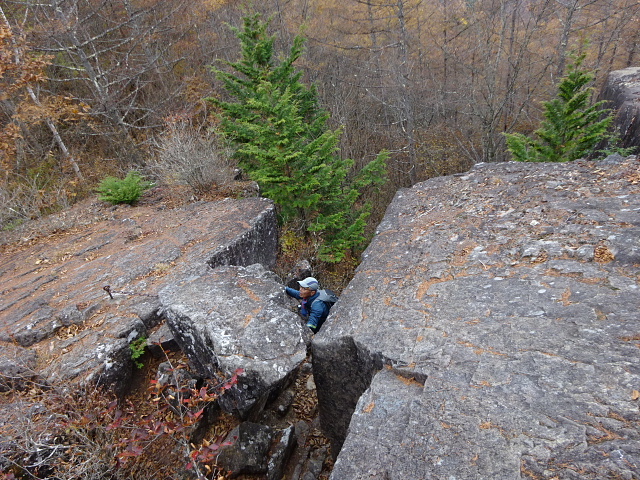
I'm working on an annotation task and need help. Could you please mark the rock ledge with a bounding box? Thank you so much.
[314,156,640,479]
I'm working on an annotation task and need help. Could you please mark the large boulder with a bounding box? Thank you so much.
[599,67,640,149]
[159,264,310,419]
[216,422,275,477]
[0,197,277,393]
[313,156,640,479]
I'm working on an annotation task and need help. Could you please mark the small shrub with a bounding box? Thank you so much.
[129,336,147,369]
[152,123,235,194]
[97,171,153,205]
[1,217,25,232]
[1,172,73,227]
[0,351,243,480]
[279,229,306,257]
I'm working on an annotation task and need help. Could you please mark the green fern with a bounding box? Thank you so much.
[97,171,153,205]
[129,336,147,369]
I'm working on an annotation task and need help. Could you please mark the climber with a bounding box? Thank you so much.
[285,277,338,333]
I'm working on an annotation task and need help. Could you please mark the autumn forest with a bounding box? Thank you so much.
[1,0,639,231]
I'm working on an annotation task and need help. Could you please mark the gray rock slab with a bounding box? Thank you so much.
[599,67,640,149]
[159,263,310,419]
[217,421,275,477]
[146,322,179,357]
[267,425,297,480]
[313,157,640,479]
[0,197,277,393]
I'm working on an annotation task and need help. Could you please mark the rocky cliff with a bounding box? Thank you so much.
[2,152,640,479]
[0,195,278,394]
[599,67,640,149]
[1,190,329,479]
[313,155,640,479]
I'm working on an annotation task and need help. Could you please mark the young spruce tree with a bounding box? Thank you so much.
[505,53,621,163]
[210,14,388,262]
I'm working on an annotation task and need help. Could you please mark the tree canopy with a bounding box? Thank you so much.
[505,53,623,163]
[210,14,388,262]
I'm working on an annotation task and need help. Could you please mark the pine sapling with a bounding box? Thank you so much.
[505,53,623,162]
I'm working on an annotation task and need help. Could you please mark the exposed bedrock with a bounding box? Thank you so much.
[159,263,311,419]
[0,197,278,394]
[312,156,640,479]
[600,67,640,149]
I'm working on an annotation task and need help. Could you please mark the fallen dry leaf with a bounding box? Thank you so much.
[363,402,375,413]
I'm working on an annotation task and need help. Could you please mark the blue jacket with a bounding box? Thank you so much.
[285,287,331,331]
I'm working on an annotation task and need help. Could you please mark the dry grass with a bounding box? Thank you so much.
[150,123,235,195]
[1,349,238,480]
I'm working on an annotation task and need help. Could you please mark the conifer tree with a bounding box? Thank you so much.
[505,53,620,163]
[209,14,388,262]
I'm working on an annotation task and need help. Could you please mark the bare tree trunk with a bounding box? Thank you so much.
[626,30,640,66]
[29,87,84,181]
[395,0,420,183]
[26,0,194,149]
[554,0,601,76]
